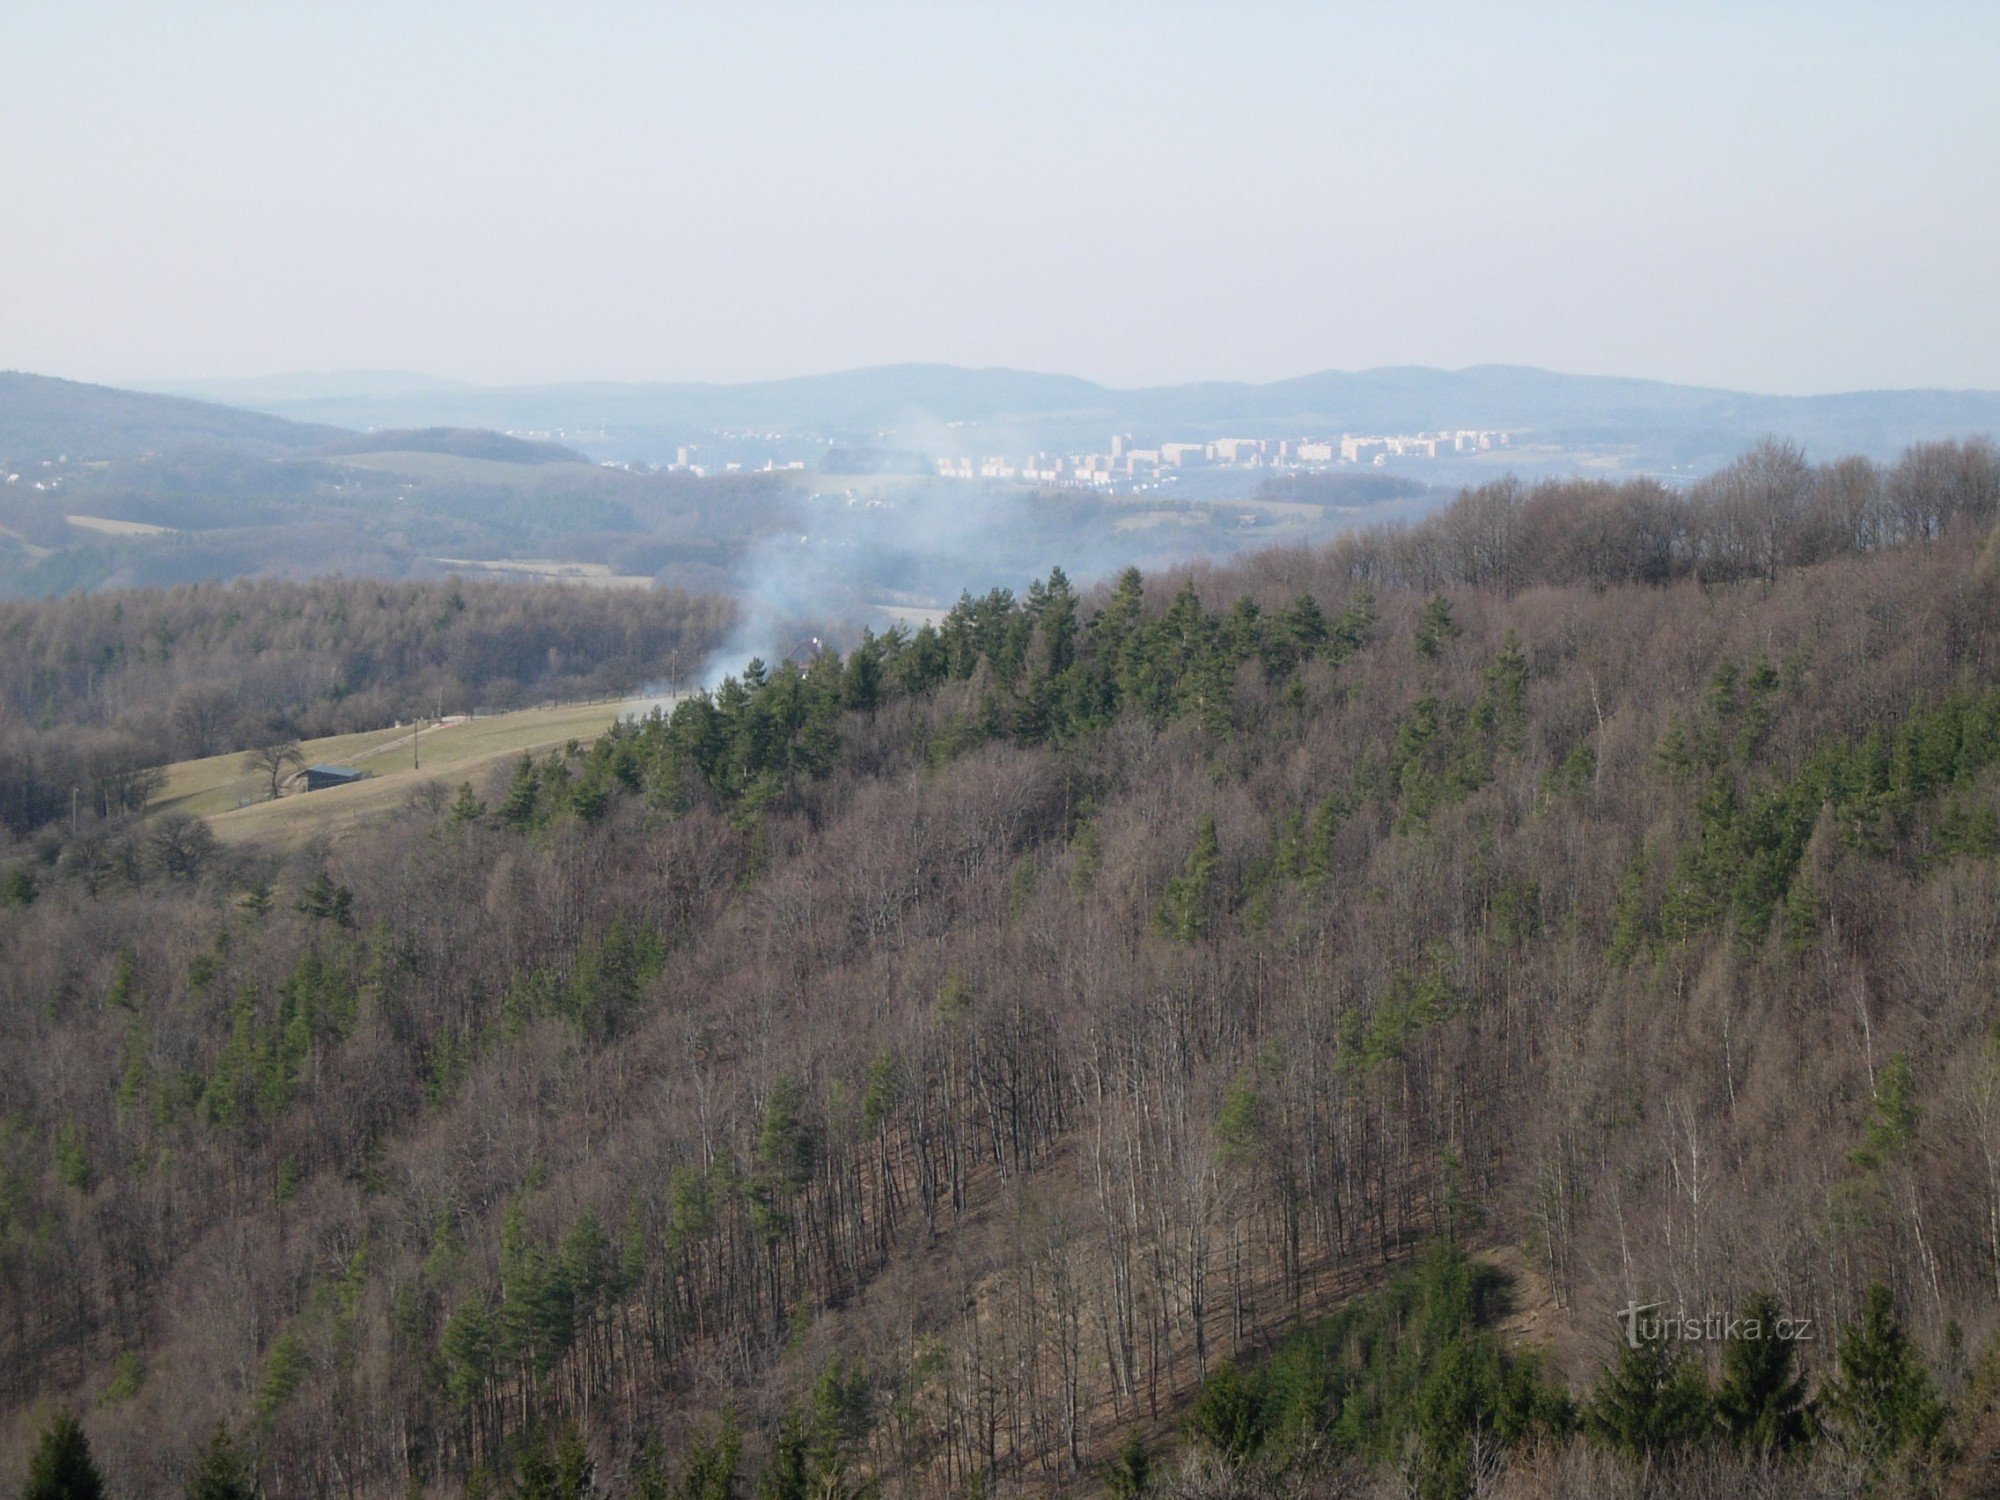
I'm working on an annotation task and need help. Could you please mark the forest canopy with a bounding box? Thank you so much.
[3,436,2000,1497]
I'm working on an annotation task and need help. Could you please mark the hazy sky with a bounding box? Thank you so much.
[5,1,1997,393]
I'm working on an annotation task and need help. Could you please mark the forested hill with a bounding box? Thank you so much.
[0,577,731,836]
[0,371,348,462]
[311,428,590,465]
[5,438,2000,1497]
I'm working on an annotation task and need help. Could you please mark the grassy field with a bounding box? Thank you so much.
[66,513,176,536]
[155,697,673,848]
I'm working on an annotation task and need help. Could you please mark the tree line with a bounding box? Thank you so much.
[0,576,731,836]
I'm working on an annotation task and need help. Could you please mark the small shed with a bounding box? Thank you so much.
[304,764,371,792]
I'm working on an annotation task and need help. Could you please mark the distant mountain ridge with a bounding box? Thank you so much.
[139,362,2000,467]
[140,369,479,407]
[0,371,349,463]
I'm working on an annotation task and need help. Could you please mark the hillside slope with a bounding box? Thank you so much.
[2,439,1998,1496]
[311,427,590,465]
[0,371,349,462]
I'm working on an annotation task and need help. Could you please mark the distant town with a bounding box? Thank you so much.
[938,429,1512,490]
[638,428,1513,486]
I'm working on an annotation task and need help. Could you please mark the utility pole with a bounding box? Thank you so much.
[412,714,420,772]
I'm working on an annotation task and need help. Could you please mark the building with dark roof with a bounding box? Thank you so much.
[303,764,371,792]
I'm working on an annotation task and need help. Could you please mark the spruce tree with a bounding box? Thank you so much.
[1154,816,1220,944]
[842,629,884,712]
[1104,1431,1152,1498]
[1822,1284,1944,1460]
[448,781,486,824]
[674,1413,742,1500]
[1714,1293,1810,1454]
[183,1422,253,1500]
[1588,1333,1711,1457]
[1414,595,1460,660]
[1184,1360,1262,1458]
[754,1412,810,1500]
[1,864,37,908]
[514,1424,593,1500]
[440,1295,495,1407]
[21,1410,105,1500]
[1281,592,1328,654]
[497,755,542,829]
[1329,588,1376,659]
[552,1428,594,1499]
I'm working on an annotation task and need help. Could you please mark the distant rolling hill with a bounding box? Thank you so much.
[313,427,590,465]
[144,363,1108,436]
[148,362,2000,468]
[0,370,350,462]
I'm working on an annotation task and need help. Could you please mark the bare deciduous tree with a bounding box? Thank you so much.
[245,739,304,800]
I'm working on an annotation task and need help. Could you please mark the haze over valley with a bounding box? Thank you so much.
[5,4,2000,1498]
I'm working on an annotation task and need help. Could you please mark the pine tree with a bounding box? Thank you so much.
[755,1077,818,1193]
[252,1326,309,1423]
[498,1208,576,1377]
[754,1412,810,1500]
[498,755,542,829]
[1281,592,1328,655]
[842,629,885,712]
[183,1422,254,1500]
[440,1295,495,1407]
[675,1413,743,1500]
[1104,1431,1152,1497]
[1714,1293,1810,1454]
[292,869,353,926]
[448,781,486,824]
[1850,1055,1918,1171]
[1185,1360,1263,1458]
[1482,632,1530,747]
[560,1209,610,1325]
[1821,1284,1944,1459]
[514,1424,594,1499]
[1154,816,1220,944]
[1588,1333,1711,1457]
[1606,846,1652,969]
[1414,594,1461,660]
[1,864,37,908]
[1329,588,1376,660]
[551,1427,595,1499]
[21,1410,105,1500]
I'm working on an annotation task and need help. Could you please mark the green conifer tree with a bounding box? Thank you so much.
[448,782,486,824]
[1821,1284,1944,1460]
[183,1422,253,1500]
[440,1295,496,1407]
[1329,588,1376,660]
[1184,1360,1262,1458]
[1714,1293,1810,1454]
[1414,595,1461,660]
[21,1410,105,1500]
[1588,1332,1711,1457]
[1154,816,1220,944]
[1104,1431,1152,1498]
[2,864,38,909]
[673,1413,742,1500]
[498,755,542,830]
